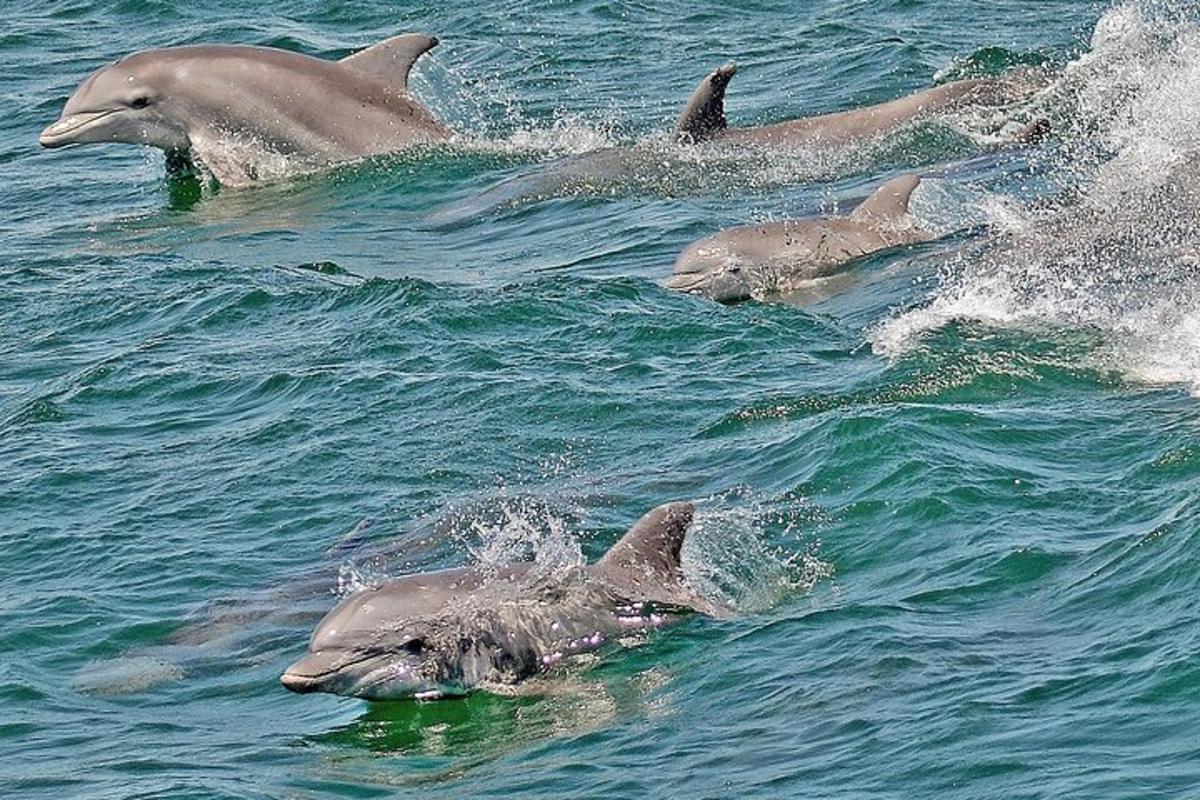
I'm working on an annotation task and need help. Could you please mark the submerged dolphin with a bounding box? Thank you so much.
[669,174,933,303]
[281,502,723,700]
[675,62,1042,146]
[39,33,450,186]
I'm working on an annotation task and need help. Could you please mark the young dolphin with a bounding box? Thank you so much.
[281,502,725,700]
[668,174,934,303]
[676,62,1042,146]
[39,34,451,186]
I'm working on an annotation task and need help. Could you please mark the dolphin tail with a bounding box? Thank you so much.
[675,63,737,144]
[596,502,730,618]
[340,33,440,88]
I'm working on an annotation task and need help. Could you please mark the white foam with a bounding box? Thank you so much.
[873,1,1200,397]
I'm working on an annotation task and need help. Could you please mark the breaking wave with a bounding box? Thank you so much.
[874,0,1200,397]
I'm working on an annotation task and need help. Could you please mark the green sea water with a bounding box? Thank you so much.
[4,1,1200,797]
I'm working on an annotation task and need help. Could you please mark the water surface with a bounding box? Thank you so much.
[3,1,1200,797]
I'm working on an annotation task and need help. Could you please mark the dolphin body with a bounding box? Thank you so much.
[668,174,934,303]
[39,34,451,186]
[281,502,723,700]
[437,63,1042,221]
[675,62,1040,147]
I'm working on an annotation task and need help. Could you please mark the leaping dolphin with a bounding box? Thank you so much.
[668,175,934,303]
[676,63,1044,146]
[39,34,451,186]
[281,502,725,700]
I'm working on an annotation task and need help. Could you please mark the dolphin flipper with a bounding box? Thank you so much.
[850,174,923,223]
[596,502,728,617]
[676,63,737,144]
[340,33,440,88]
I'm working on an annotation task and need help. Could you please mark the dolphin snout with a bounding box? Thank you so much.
[280,651,346,695]
[668,241,751,303]
[280,669,322,694]
[38,110,117,148]
[38,119,75,148]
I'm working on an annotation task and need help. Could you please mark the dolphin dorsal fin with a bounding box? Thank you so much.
[595,502,726,616]
[597,502,694,585]
[850,175,923,223]
[676,63,737,143]
[340,33,439,88]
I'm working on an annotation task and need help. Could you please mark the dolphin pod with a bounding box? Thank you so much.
[39,33,450,185]
[281,502,725,700]
[37,34,1054,701]
[669,174,934,303]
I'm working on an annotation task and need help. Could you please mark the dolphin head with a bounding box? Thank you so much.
[39,53,190,151]
[282,582,464,700]
[281,615,450,700]
[281,567,536,701]
[667,234,752,303]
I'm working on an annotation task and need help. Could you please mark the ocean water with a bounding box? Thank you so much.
[4,0,1200,797]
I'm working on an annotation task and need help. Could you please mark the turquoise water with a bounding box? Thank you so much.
[5,0,1200,797]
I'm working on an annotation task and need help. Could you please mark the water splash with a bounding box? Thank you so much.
[873,0,1200,397]
[457,493,585,574]
[682,489,833,615]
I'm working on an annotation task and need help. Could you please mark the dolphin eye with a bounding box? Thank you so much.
[129,96,151,110]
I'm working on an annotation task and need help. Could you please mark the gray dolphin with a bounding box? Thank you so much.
[676,63,1043,146]
[669,174,934,303]
[433,63,1044,222]
[39,34,451,186]
[281,502,725,700]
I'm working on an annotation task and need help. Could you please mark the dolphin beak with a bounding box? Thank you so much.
[666,267,750,304]
[280,652,341,694]
[38,109,118,148]
[280,670,321,694]
[665,272,706,293]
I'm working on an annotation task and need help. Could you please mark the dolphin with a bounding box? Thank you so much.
[281,502,724,700]
[434,63,1044,222]
[39,33,451,186]
[668,174,934,303]
[675,62,1044,147]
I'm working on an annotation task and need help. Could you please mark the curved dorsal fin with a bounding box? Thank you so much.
[340,33,439,88]
[676,63,737,144]
[850,174,923,222]
[594,502,727,616]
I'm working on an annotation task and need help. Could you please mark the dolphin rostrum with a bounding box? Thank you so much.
[281,502,725,700]
[668,174,934,303]
[676,63,1043,147]
[39,34,451,186]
